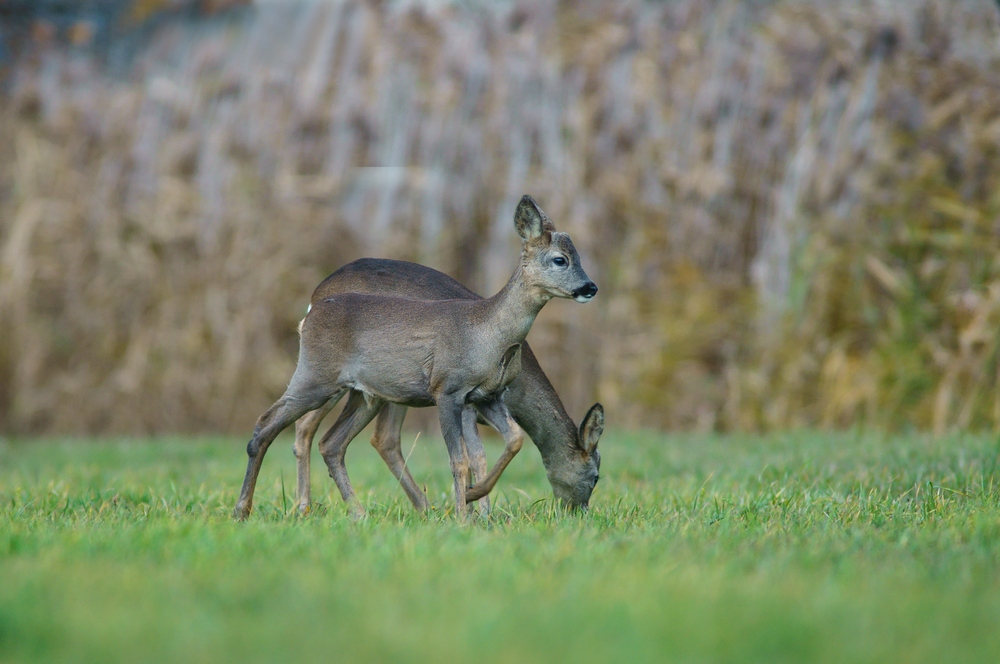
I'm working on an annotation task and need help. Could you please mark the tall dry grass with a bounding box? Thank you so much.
[1,0,999,435]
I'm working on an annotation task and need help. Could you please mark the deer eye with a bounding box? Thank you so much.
[552,255,567,267]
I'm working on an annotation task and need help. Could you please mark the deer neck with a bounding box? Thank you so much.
[503,352,580,464]
[477,265,548,348]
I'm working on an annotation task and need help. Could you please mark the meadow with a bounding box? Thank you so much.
[2,429,1000,663]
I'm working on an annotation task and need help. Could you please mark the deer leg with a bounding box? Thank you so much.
[438,397,472,519]
[462,406,490,516]
[235,390,330,520]
[370,404,429,511]
[318,391,384,519]
[292,391,343,514]
[466,397,524,503]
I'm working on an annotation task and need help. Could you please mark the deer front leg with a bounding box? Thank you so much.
[465,397,524,503]
[318,391,384,519]
[292,393,342,514]
[370,404,430,511]
[462,406,490,516]
[438,397,472,519]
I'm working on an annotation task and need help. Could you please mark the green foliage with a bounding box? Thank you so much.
[2,432,1000,662]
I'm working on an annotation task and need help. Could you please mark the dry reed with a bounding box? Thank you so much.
[1,0,999,435]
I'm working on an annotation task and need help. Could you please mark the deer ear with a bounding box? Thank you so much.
[580,403,604,455]
[514,195,555,242]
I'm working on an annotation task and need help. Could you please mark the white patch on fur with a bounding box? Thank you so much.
[297,304,312,335]
[575,293,594,303]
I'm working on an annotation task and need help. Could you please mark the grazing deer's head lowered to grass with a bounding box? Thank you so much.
[233,195,597,520]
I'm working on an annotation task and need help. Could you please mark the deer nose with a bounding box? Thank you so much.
[573,282,598,302]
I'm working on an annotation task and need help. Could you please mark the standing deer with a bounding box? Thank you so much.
[234,195,597,519]
[291,258,604,516]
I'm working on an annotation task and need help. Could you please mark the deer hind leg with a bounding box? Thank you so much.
[462,406,491,517]
[465,397,524,504]
[235,388,331,521]
[371,404,429,512]
[318,391,385,519]
[292,391,344,515]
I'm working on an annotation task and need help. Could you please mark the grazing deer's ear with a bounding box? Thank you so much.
[580,403,604,455]
[514,195,555,242]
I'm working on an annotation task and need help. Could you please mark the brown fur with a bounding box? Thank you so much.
[291,259,604,515]
[234,195,598,520]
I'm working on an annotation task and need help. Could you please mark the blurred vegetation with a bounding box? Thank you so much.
[1,0,1000,434]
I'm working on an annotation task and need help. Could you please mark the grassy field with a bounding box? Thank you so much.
[2,429,1000,663]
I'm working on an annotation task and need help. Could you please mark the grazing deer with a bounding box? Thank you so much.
[234,195,597,519]
[291,258,604,516]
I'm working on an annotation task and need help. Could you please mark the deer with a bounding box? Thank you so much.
[233,195,597,520]
[290,258,604,517]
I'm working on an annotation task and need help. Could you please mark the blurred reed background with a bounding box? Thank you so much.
[1,0,999,436]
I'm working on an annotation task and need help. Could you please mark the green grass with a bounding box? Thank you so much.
[2,430,1000,663]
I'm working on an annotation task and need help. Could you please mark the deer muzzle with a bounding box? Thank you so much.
[573,282,598,302]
